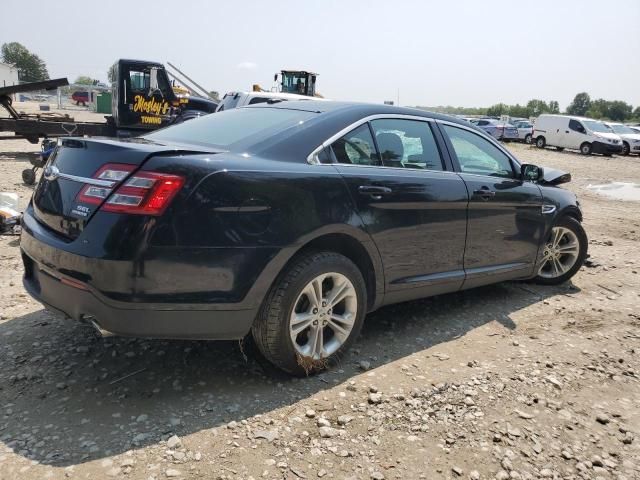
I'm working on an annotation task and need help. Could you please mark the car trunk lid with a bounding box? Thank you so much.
[32,137,215,239]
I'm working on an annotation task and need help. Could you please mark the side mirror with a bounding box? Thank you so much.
[521,164,543,182]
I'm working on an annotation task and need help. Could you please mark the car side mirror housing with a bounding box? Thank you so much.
[521,164,543,182]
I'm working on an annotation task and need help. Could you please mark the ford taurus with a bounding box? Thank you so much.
[21,101,587,374]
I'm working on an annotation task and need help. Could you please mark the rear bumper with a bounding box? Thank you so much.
[22,250,258,340]
[592,141,623,154]
[19,206,264,340]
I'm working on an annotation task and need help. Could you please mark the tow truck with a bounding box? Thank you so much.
[0,59,218,183]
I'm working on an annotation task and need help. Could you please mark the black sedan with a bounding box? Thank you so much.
[20,101,587,374]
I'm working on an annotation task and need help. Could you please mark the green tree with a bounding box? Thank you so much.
[486,103,508,117]
[1,42,49,82]
[606,101,633,122]
[74,75,98,85]
[107,62,117,84]
[566,92,591,116]
[548,100,560,114]
[526,99,550,117]
[508,104,529,118]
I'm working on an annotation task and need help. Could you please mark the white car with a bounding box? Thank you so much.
[533,114,623,155]
[604,122,640,156]
[216,91,322,112]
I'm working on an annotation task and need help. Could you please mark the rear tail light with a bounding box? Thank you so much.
[75,163,184,215]
[77,163,135,205]
[102,172,184,215]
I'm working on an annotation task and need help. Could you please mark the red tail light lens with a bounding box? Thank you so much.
[75,163,184,216]
[101,172,184,215]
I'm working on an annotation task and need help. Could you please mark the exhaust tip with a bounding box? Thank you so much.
[83,316,115,337]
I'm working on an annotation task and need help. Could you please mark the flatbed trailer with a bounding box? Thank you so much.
[0,78,114,144]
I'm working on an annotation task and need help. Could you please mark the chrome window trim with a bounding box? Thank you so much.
[306,113,436,165]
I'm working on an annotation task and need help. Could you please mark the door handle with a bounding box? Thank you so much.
[565,130,569,133]
[358,185,392,199]
[473,188,496,199]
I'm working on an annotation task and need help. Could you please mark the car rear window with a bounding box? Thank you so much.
[144,107,316,149]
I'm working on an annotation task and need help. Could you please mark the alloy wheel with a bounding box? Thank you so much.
[538,227,580,279]
[289,272,358,360]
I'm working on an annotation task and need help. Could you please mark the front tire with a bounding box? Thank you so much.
[534,216,587,285]
[621,142,630,156]
[580,142,592,155]
[536,136,546,148]
[252,252,367,375]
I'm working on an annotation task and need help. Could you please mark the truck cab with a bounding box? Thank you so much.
[111,59,218,131]
[277,70,318,97]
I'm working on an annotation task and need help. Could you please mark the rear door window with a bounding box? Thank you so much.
[330,124,381,166]
[370,119,443,170]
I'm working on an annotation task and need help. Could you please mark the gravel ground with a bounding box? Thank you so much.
[0,106,639,480]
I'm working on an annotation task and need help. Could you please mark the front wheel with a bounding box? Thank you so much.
[534,216,588,285]
[252,252,367,375]
[621,142,630,156]
[580,142,592,155]
[536,136,546,148]
[524,133,532,144]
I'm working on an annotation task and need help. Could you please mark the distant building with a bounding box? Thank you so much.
[0,62,19,88]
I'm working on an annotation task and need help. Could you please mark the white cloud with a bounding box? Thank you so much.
[236,61,258,70]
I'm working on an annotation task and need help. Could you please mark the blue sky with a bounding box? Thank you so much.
[3,0,639,109]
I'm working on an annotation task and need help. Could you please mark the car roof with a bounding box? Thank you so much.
[260,100,474,127]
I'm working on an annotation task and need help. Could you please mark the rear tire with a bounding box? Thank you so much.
[580,142,592,155]
[252,251,367,375]
[621,141,630,156]
[533,216,587,285]
[524,133,532,144]
[536,136,546,148]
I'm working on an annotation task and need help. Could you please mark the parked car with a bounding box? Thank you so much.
[468,118,519,141]
[533,114,623,155]
[630,126,640,134]
[512,120,534,144]
[604,122,640,156]
[21,102,587,375]
[71,91,89,106]
[216,91,318,112]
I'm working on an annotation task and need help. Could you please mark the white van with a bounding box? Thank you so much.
[533,114,623,155]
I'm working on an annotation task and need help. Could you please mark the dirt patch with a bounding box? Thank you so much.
[0,138,638,479]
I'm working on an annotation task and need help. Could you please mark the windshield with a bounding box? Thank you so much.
[610,124,636,135]
[583,120,612,133]
[583,120,613,133]
[144,107,316,149]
